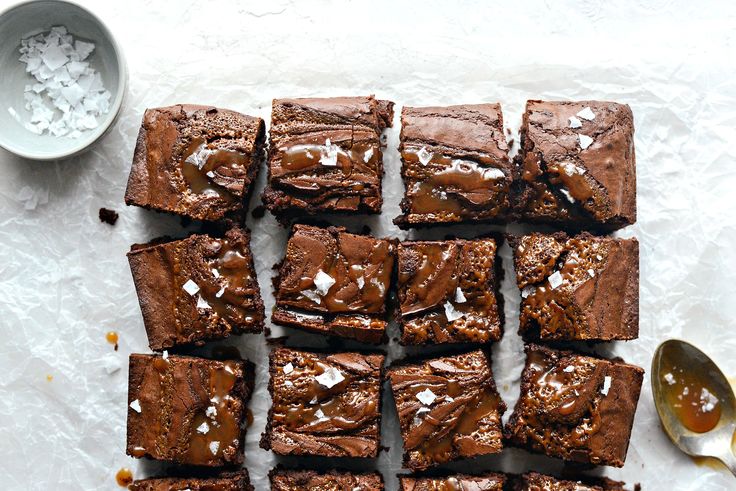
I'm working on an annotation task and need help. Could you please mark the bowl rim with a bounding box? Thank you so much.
[0,0,127,161]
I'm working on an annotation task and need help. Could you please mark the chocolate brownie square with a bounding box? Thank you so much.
[126,353,253,467]
[125,104,265,221]
[270,469,384,490]
[400,473,506,491]
[504,344,644,467]
[129,471,253,491]
[387,349,505,470]
[513,472,635,491]
[261,347,384,458]
[394,104,513,227]
[127,227,265,350]
[510,232,638,341]
[272,224,395,343]
[397,237,503,344]
[262,96,394,219]
[514,100,636,230]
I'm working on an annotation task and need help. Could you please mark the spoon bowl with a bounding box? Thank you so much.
[652,339,736,475]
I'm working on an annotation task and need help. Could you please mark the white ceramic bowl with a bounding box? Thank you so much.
[0,0,126,161]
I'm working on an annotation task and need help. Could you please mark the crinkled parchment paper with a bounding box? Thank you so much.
[1,0,736,489]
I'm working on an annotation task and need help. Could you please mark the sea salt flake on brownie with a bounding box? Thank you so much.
[315,366,345,388]
[443,301,464,321]
[578,134,594,150]
[313,270,336,295]
[182,279,200,296]
[416,388,437,406]
[601,375,612,395]
[208,441,219,455]
[417,147,432,165]
[283,362,294,374]
[568,116,582,128]
[129,399,142,413]
[548,271,563,289]
[300,289,321,304]
[577,106,596,120]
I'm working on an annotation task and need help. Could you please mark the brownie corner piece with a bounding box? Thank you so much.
[504,344,644,467]
[126,353,253,467]
[270,468,384,490]
[272,224,395,343]
[129,470,253,491]
[511,232,638,341]
[395,103,513,227]
[397,237,504,345]
[125,104,266,221]
[263,95,394,219]
[399,472,506,491]
[388,349,505,470]
[127,226,265,350]
[262,347,384,458]
[515,100,636,230]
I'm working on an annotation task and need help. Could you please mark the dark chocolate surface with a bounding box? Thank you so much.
[127,227,264,350]
[388,349,505,470]
[263,96,394,218]
[261,347,384,458]
[395,104,513,227]
[126,354,253,467]
[270,468,384,490]
[125,104,265,221]
[129,470,253,491]
[504,344,644,467]
[511,232,638,341]
[397,237,503,344]
[272,224,395,343]
[514,100,636,230]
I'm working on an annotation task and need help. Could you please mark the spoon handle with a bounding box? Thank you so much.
[717,448,736,477]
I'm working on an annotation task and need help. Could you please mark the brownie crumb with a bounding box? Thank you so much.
[98,207,119,225]
[251,205,266,219]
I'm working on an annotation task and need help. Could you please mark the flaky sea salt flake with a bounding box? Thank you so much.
[283,362,294,374]
[416,388,437,406]
[313,269,336,296]
[601,376,612,396]
[197,422,210,434]
[129,399,142,413]
[577,107,596,121]
[196,295,211,310]
[568,116,582,128]
[455,288,467,303]
[315,366,345,389]
[578,134,594,150]
[444,302,464,321]
[209,441,220,455]
[417,147,432,165]
[548,271,563,289]
[183,279,200,296]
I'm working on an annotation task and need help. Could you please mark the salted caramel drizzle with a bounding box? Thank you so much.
[403,147,506,216]
[181,138,246,201]
[281,141,377,174]
[143,356,242,465]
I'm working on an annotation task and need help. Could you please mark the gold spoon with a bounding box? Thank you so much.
[652,339,736,476]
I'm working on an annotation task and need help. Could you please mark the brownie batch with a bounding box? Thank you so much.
[121,95,642,489]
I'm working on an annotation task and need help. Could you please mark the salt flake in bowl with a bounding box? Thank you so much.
[0,1,127,160]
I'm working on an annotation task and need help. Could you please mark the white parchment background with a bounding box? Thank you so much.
[1,0,736,489]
